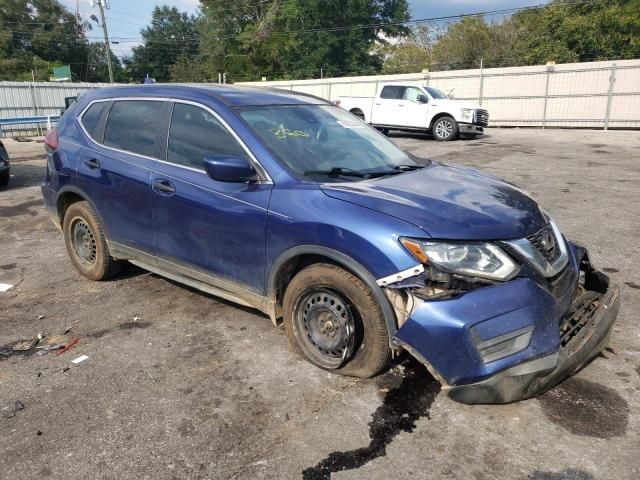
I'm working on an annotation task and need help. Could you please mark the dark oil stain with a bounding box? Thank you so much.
[0,199,42,218]
[636,365,640,377]
[0,263,16,270]
[538,377,628,439]
[302,358,440,480]
[561,188,570,193]
[177,418,195,437]
[528,468,594,480]
[602,267,619,273]
[624,281,640,290]
[615,371,630,378]
[588,144,606,148]
[586,160,604,167]
[87,328,112,339]
[594,149,610,154]
[118,321,151,330]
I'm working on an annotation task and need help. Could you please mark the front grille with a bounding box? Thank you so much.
[475,109,489,126]
[559,291,601,348]
[527,224,561,264]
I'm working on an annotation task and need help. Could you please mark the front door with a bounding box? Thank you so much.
[400,86,430,128]
[151,101,272,295]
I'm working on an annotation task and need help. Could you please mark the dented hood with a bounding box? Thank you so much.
[320,163,546,240]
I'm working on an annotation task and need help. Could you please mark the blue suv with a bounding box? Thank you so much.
[42,85,619,403]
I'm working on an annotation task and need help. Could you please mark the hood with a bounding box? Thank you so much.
[320,163,546,240]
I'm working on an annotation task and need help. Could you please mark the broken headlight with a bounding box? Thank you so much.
[400,239,519,281]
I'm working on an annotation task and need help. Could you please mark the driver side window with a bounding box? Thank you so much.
[403,87,424,103]
[167,103,246,170]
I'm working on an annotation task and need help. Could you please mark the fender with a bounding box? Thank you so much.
[268,245,399,348]
[54,185,112,240]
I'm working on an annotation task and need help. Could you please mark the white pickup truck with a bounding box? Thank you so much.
[337,84,489,141]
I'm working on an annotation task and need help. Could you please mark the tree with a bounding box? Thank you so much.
[0,0,90,80]
[84,42,126,83]
[379,25,436,74]
[124,5,200,83]
[198,0,410,82]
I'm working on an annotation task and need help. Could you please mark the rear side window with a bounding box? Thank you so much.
[104,100,165,158]
[81,101,111,142]
[167,103,246,170]
[380,86,405,99]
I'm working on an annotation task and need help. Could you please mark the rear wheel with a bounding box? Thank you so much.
[63,201,122,280]
[0,171,9,187]
[432,116,458,141]
[283,264,390,378]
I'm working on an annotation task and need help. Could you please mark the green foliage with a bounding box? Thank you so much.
[198,0,410,81]
[0,0,90,80]
[378,25,433,74]
[123,5,200,83]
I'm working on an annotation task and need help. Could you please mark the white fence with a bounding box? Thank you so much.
[0,81,113,136]
[240,59,640,129]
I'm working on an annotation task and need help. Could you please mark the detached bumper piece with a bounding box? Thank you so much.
[447,274,620,404]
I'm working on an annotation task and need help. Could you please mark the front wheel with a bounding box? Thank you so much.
[432,116,459,141]
[283,264,390,378]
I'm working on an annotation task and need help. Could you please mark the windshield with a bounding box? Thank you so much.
[237,105,419,180]
[425,87,448,100]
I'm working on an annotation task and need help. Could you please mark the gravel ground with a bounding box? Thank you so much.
[0,128,639,480]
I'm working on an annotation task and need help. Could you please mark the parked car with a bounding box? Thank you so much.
[41,85,619,404]
[0,138,10,187]
[337,84,488,141]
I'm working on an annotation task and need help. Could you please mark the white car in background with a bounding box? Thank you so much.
[337,84,489,141]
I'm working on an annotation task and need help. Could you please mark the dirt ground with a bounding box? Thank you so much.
[1,128,639,480]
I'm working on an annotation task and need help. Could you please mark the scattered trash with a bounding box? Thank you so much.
[0,283,13,292]
[1,400,25,419]
[37,315,44,320]
[36,344,65,354]
[133,314,141,321]
[56,337,79,356]
[61,367,70,373]
[71,355,89,364]
[63,320,79,335]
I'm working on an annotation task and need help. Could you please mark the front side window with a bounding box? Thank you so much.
[239,105,419,180]
[103,100,165,158]
[403,87,424,103]
[167,103,246,170]
[81,101,111,142]
[425,87,448,100]
[380,86,405,99]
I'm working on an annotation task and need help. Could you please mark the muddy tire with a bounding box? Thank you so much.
[432,116,459,141]
[283,263,390,378]
[0,171,9,187]
[63,201,122,281]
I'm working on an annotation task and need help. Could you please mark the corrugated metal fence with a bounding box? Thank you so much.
[240,58,640,129]
[0,81,114,136]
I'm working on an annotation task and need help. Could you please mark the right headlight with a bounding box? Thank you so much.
[400,238,519,281]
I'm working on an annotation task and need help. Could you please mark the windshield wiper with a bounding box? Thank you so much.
[392,164,425,171]
[304,167,365,178]
[365,164,425,178]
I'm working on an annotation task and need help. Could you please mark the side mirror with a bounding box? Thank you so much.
[203,155,257,183]
[417,94,428,104]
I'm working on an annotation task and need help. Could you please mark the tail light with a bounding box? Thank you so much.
[44,128,59,153]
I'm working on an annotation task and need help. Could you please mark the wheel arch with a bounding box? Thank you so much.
[429,112,456,130]
[268,245,398,347]
[55,186,111,239]
[349,108,366,122]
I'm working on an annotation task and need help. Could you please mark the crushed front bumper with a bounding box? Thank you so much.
[392,243,620,404]
[447,282,619,403]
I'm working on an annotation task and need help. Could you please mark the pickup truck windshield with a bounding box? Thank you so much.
[425,87,448,99]
[238,105,419,179]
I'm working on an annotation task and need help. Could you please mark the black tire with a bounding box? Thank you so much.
[63,201,122,280]
[0,171,9,187]
[350,109,365,121]
[283,263,390,378]
[432,116,459,141]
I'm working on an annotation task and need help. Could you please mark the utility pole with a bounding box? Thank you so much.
[93,1,114,83]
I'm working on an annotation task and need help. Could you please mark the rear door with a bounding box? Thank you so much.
[150,101,272,294]
[370,85,406,126]
[76,99,167,256]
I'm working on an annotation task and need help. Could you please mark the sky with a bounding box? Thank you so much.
[59,0,550,60]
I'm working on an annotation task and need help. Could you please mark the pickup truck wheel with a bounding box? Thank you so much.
[432,116,458,141]
[63,201,122,281]
[0,171,9,187]
[283,263,390,378]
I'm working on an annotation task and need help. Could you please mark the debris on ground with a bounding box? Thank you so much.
[56,337,79,356]
[62,320,79,335]
[71,355,89,364]
[1,401,25,419]
[0,283,13,292]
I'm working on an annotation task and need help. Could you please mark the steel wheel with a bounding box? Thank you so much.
[70,216,97,265]
[294,288,356,369]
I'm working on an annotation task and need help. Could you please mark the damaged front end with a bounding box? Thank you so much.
[381,234,620,404]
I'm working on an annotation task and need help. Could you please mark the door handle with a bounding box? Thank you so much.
[152,179,176,195]
[83,158,100,170]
